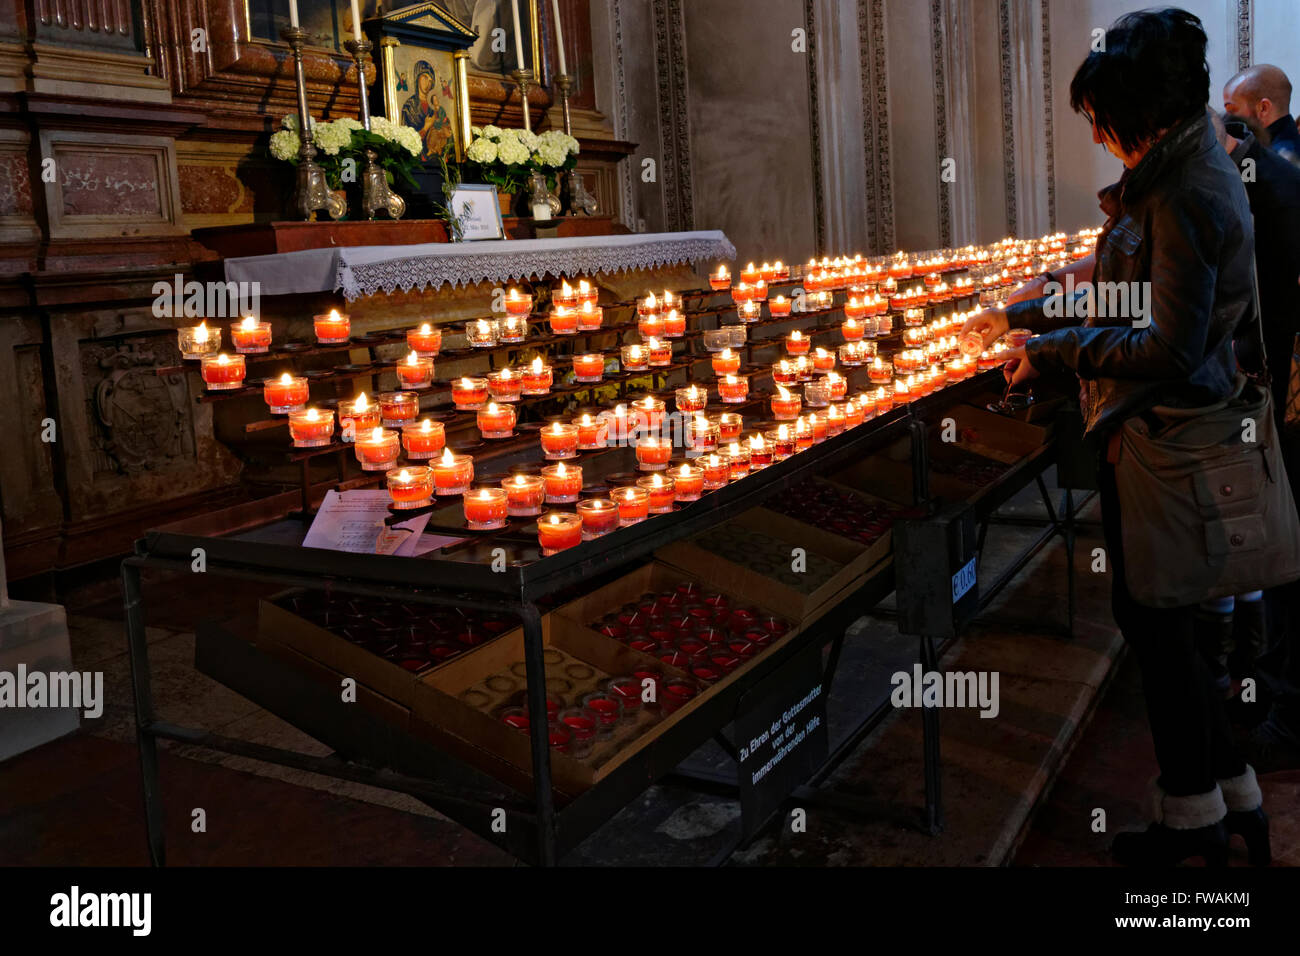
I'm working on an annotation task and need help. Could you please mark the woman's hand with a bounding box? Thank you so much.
[960,308,1009,351]
[1005,274,1052,306]
[1002,345,1040,388]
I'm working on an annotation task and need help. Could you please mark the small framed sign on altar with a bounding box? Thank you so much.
[450,184,506,241]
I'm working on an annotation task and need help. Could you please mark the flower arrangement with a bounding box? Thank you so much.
[462,125,580,196]
[269,114,424,192]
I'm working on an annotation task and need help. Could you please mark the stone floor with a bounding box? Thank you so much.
[2,480,1296,866]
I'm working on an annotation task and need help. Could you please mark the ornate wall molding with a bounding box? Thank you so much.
[998,0,1017,237]
[929,0,951,248]
[652,0,693,232]
[858,0,894,253]
[609,0,634,230]
[1041,0,1056,232]
[1236,0,1252,71]
[805,0,826,256]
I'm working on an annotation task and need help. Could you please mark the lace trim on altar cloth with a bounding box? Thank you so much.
[337,236,737,300]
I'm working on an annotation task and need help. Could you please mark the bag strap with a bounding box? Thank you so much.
[1244,256,1273,390]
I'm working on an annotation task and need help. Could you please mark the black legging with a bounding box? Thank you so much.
[1097,457,1247,798]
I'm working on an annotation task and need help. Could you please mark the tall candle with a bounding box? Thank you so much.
[552,0,567,75]
[289,0,299,28]
[510,0,526,69]
[350,0,362,41]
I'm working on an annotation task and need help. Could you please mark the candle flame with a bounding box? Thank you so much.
[195,321,208,342]
[651,473,662,487]
[217,354,230,365]
[791,330,802,341]
[549,513,561,525]
[241,316,257,330]
[750,434,765,450]
[725,375,737,385]
[398,469,410,481]
[556,462,567,476]
[279,372,292,385]
[441,447,454,464]
[578,279,590,293]
[728,442,741,455]
[531,357,543,373]
[580,413,591,425]
[460,377,473,387]
[355,392,368,410]
[370,427,383,441]
[306,408,319,422]
[778,424,789,439]
[420,322,432,333]
[329,309,341,321]
[406,352,419,365]
[487,402,498,414]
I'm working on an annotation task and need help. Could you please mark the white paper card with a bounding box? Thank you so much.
[302,490,430,556]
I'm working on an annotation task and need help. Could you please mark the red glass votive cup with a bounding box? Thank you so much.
[378,391,419,427]
[576,498,619,539]
[313,311,350,344]
[386,466,434,510]
[718,375,748,404]
[230,319,272,354]
[288,407,334,447]
[263,374,308,414]
[636,475,677,514]
[538,512,583,556]
[395,353,434,389]
[402,419,445,459]
[575,414,608,450]
[542,463,583,504]
[503,474,546,517]
[540,422,579,460]
[477,402,516,439]
[670,464,704,502]
[200,353,245,391]
[406,323,442,356]
[573,353,604,383]
[464,487,508,529]
[487,369,523,403]
[613,486,650,526]
[433,452,474,495]
[451,377,489,410]
[636,436,673,472]
[354,427,399,471]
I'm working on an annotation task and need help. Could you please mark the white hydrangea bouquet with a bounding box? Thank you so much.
[462,125,579,196]
[269,114,423,193]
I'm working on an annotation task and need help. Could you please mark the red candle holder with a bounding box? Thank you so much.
[464,487,508,529]
[378,391,419,427]
[337,394,380,442]
[621,344,649,372]
[477,402,516,439]
[638,313,665,339]
[613,486,650,526]
[670,464,704,502]
[711,348,741,376]
[355,427,399,471]
[717,375,748,404]
[557,706,597,757]
[581,691,623,738]
[402,419,445,459]
[765,425,796,460]
[747,434,773,468]
[844,399,865,427]
[395,352,434,389]
[809,412,829,443]
[768,295,791,317]
[230,318,272,354]
[503,474,546,517]
[406,323,442,356]
[574,413,608,450]
[487,369,523,403]
[716,413,743,443]
[577,302,603,331]
[661,677,698,714]
[576,498,619,539]
[576,280,599,307]
[504,289,533,316]
[1007,328,1033,348]
[313,310,350,344]
[867,358,893,384]
[538,512,583,555]
[433,450,474,495]
[263,373,309,413]
[771,387,801,421]
[663,309,686,337]
[812,348,836,372]
[710,266,731,290]
[701,454,729,490]
[553,281,578,309]
[632,397,665,432]
[646,337,672,367]
[675,386,707,414]
[200,353,245,391]
[825,372,848,401]
[549,307,579,335]
[541,422,579,460]
[605,676,643,720]
[725,443,751,480]
[573,353,605,383]
[635,436,673,472]
[542,462,583,503]
[498,315,527,343]
[288,407,334,447]
[773,359,798,387]
[386,466,434,510]
[521,360,553,395]
[686,416,719,457]
[785,331,811,355]
[637,474,676,513]
[451,377,489,410]
[637,293,661,317]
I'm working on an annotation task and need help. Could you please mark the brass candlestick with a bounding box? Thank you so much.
[554,73,597,216]
[281,26,345,221]
[344,37,406,220]
[510,67,535,132]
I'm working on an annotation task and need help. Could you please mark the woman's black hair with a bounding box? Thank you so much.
[1069,7,1210,155]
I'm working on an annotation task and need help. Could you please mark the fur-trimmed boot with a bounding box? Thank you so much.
[1111,782,1228,867]
[1220,766,1270,866]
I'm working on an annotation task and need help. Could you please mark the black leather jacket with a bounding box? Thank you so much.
[1013,114,1255,438]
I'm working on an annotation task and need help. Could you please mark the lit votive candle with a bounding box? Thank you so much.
[576,498,619,539]
[520,358,553,395]
[740,262,760,284]
[452,376,489,410]
[621,344,648,372]
[406,323,442,356]
[467,319,498,348]
[637,292,660,317]
[676,385,707,414]
[867,357,893,384]
[542,462,583,503]
[636,436,673,471]
[646,337,672,367]
[503,474,546,517]
[725,441,751,480]
[812,347,836,372]
[768,295,791,317]
[538,511,583,555]
[840,342,869,367]
[716,412,743,443]
[773,359,798,387]
[638,312,665,339]
[842,318,865,342]
[786,330,811,356]
[200,353,245,391]
[549,306,578,335]
[612,486,650,526]
[396,351,434,389]
[794,355,814,381]
[606,404,635,444]
[712,348,741,376]
[355,427,399,470]
[766,424,795,460]
[844,399,865,427]
[504,288,533,316]
[553,281,578,309]
[752,279,768,301]
[499,315,527,343]
[794,417,814,450]
[230,316,272,354]
[541,422,579,460]
[663,308,686,337]
[178,321,220,359]
[702,453,729,490]
[263,372,308,413]
[825,372,848,401]
[810,412,828,443]
[477,401,516,439]
[378,391,419,427]
[464,486,508,529]
[387,466,434,510]
[575,413,608,450]
[487,368,522,403]
[718,374,748,404]
[671,463,704,501]
[633,396,666,432]
[576,279,598,307]
[433,448,474,495]
[573,353,605,383]
[337,393,380,442]
[287,407,334,447]
[748,433,773,468]
[637,473,676,513]
[826,404,846,436]
[771,386,801,421]
[738,300,762,323]
[577,301,603,330]
[687,415,719,456]
[977,349,999,372]
[314,309,350,344]
[843,300,869,323]
[710,264,731,290]
[402,418,445,459]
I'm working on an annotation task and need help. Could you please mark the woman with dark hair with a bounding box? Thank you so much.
[963,7,1268,866]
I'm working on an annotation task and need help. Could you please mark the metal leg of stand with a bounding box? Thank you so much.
[908,417,931,509]
[1063,488,1076,636]
[122,561,166,866]
[920,632,944,834]
[520,602,558,866]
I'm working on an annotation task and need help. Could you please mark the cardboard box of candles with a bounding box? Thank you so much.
[408,610,697,798]
[933,402,1052,465]
[654,506,891,627]
[257,590,520,710]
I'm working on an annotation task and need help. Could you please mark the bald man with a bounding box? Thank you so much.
[1224,64,1300,163]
